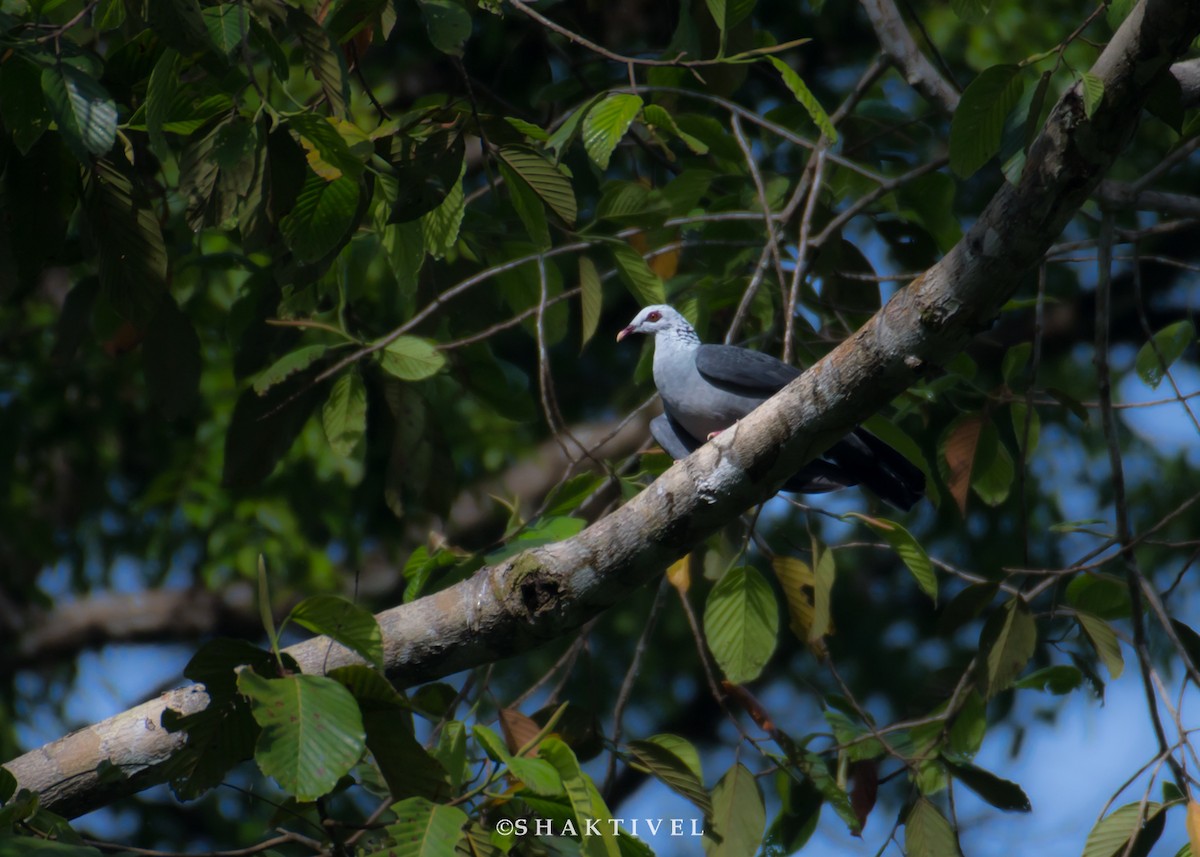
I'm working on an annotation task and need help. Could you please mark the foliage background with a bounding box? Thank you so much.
[1,0,1199,855]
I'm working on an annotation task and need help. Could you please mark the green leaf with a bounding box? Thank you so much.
[579,257,602,348]
[1066,574,1130,620]
[1083,802,1165,857]
[979,597,1036,697]
[148,0,212,54]
[1134,320,1196,389]
[540,737,620,857]
[703,0,756,37]
[951,0,988,23]
[288,7,350,117]
[497,161,548,248]
[285,594,383,668]
[768,57,837,142]
[325,0,389,43]
[644,734,704,782]
[358,707,451,801]
[280,174,361,264]
[704,764,765,857]
[418,0,472,56]
[1080,72,1105,119]
[145,49,179,157]
[583,94,643,170]
[1013,665,1084,694]
[143,295,201,421]
[1078,612,1124,679]
[627,740,713,815]
[505,116,549,141]
[420,164,465,258]
[83,160,168,329]
[323,370,368,457]
[238,671,366,801]
[642,104,709,154]
[945,761,1031,812]
[947,691,987,758]
[703,566,779,684]
[94,0,126,30]
[254,345,330,394]
[507,756,564,796]
[42,63,117,163]
[223,371,325,489]
[950,64,1025,178]
[203,3,250,55]
[850,515,936,602]
[433,721,468,788]
[548,95,603,159]
[1001,342,1032,387]
[0,767,15,803]
[472,724,511,763]
[0,56,50,155]
[381,219,425,300]
[610,242,666,305]
[1170,619,1200,674]
[970,422,1013,507]
[496,146,577,225]
[825,710,883,761]
[386,797,469,857]
[289,113,365,181]
[378,336,446,381]
[905,798,963,857]
[1010,403,1040,455]
[809,547,835,642]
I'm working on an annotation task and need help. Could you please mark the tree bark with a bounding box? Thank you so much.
[7,0,1200,821]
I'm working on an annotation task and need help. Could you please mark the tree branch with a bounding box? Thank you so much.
[7,0,1200,821]
[858,0,960,113]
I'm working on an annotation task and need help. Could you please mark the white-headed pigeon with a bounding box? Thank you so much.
[617,304,925,510]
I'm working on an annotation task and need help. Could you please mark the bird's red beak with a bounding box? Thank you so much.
[616,326,634,342]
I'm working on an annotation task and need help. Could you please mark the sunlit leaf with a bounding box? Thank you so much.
[703,566,779,684]
[378,337,446,381]
[386,797,468,857]
[906,798,963,857]
[704,764,764,857]
[238,670,366,802]
[583,94,643,170]
[768,57,837,142]
[849,514,936,602]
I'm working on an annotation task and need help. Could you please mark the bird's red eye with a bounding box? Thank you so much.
[647,311,661,322]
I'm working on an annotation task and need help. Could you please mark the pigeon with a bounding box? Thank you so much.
[617,304,925,510]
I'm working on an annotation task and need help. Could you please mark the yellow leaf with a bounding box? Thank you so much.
[650,239,679,280]
[1187,800,1200,857]
[667,555,691,594]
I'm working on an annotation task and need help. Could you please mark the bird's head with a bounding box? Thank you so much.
[616,304,694,342]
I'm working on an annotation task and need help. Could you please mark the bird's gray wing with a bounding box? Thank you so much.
[650,413,701,459]
[694,344,800,396]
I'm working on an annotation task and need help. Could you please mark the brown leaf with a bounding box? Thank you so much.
[944,414,983,515]
[850,758,879,835]
[498,708,541,757]
[721,681,776,735]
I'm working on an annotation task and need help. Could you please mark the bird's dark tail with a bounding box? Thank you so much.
[821,429,926,511]
[651,413,925,511]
